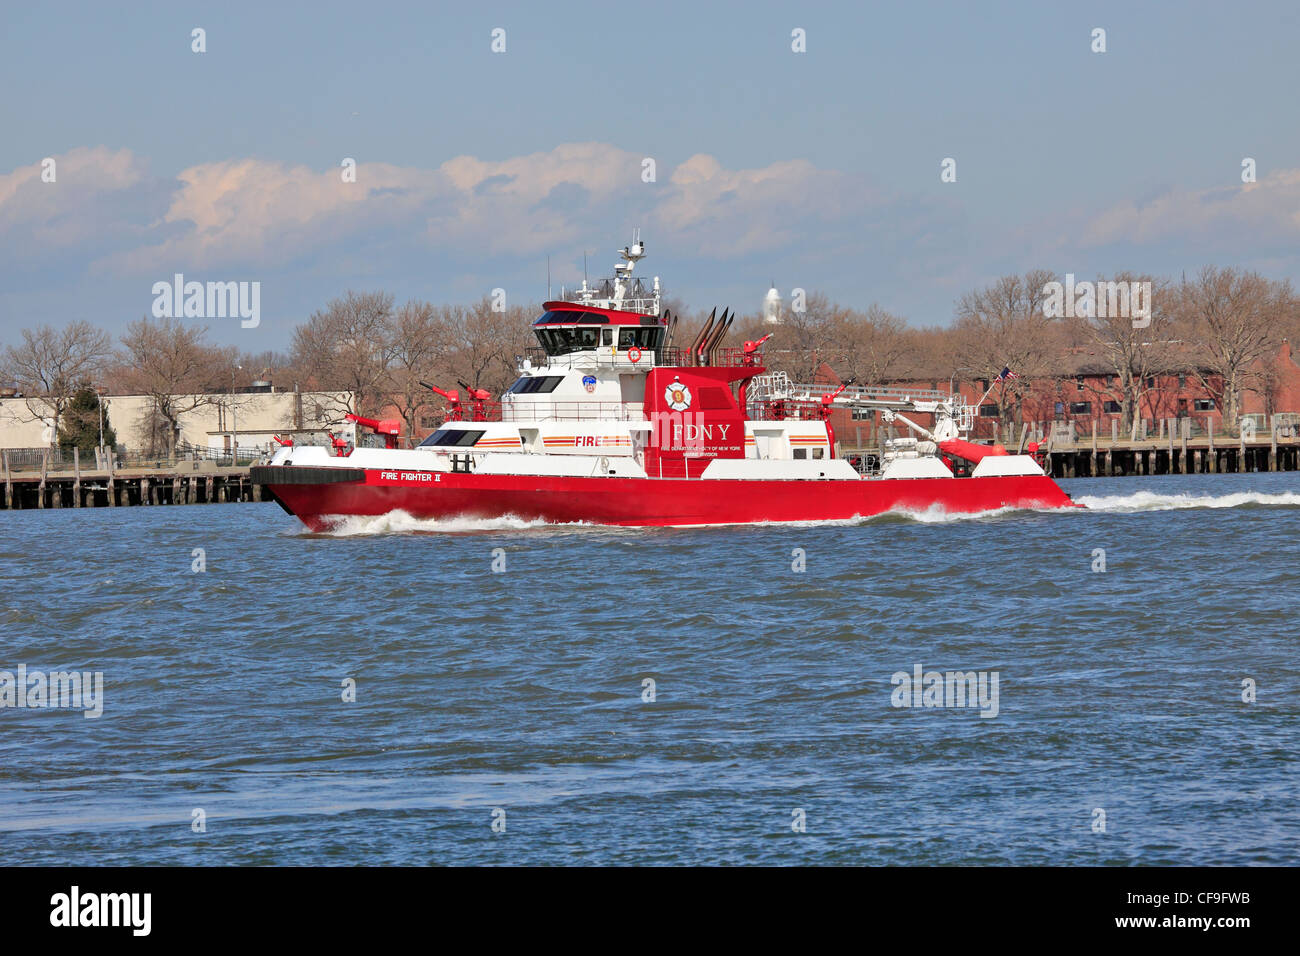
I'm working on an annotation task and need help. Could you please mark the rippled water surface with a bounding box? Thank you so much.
[2,472,1297,865]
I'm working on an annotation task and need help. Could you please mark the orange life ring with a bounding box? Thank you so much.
[628,346,642,363]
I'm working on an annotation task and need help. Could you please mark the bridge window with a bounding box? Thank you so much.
[617,327,664,350]
[534,310,609,325]
[535,326,602,355]
[419,429,486,447]
[507,375,565,394]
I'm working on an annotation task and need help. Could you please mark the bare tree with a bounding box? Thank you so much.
[951,270,1062,434]
[439,297,537,397]
[760,292,853,382]
[1,320,113,442]
[832,305,915,385]
[291,290,397,420]
[1078,273,1177,439]
[117,317,229,456]
[386,300,448,443]
[1173,267,1285,432]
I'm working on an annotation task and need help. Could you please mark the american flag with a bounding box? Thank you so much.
[996,366,1018,381]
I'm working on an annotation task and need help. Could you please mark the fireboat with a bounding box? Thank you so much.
[252,235,1077,530]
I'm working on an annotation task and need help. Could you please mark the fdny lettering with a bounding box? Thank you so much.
[673,423,731,441]
[380,471,438,482]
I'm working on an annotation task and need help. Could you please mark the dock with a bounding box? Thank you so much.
[1033,417,1300,478]
[1,448,262,510]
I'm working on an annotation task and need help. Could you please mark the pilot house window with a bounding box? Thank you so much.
[617,327,664,350]
[419,429,486,447]
[507,375,565,394]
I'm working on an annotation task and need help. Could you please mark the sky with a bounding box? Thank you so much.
[2,0,1299,350]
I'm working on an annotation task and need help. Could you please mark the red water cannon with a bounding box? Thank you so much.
[820,381,852,418]
[272,434,294,447]
[345,413,402,449]
[422,380,463,421]
[329,431,351,457]
[819,380,853,452]
[743,333,774,366]
[457,381,493,421]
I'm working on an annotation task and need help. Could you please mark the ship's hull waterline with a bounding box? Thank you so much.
[255,466,1079,531]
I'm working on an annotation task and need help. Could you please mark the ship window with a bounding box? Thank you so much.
[534,310,609,326]
[618,327,664,350]
[793,448,807,459]
[419,429,486,447]
[535,327,603,356]
[811,448,825,459]
[507,375,564,394]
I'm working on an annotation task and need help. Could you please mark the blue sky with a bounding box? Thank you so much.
[2,0,1299,348]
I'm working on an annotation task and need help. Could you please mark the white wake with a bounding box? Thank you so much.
[1073,490,1300,513]
[312,510,585,536]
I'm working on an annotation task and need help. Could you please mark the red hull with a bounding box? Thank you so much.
[261,469,1078,531]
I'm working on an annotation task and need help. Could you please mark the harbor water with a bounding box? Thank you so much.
[2,472,1296,865]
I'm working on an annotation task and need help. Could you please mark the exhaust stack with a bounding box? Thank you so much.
[689,309,716,367]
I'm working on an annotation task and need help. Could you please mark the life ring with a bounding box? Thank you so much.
[628,346,642,363]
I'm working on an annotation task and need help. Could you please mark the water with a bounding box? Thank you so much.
[1,472,1296,865]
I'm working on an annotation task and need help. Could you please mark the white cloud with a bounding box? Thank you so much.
[1078,169,1300,249]
[2,143,892,277]
[0,147,149,251]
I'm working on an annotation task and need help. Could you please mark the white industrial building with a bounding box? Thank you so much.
[0,386,355,460]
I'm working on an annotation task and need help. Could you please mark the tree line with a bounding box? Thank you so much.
[3,266,1298,450]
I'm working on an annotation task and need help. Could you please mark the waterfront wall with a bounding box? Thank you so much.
[1,449,260,510]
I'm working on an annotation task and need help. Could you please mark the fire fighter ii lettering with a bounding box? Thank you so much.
[379,471,438,482]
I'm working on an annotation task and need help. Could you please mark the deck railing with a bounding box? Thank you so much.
[502,402,645,423]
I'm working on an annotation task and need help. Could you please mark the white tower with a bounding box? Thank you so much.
[762,284,783,325]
